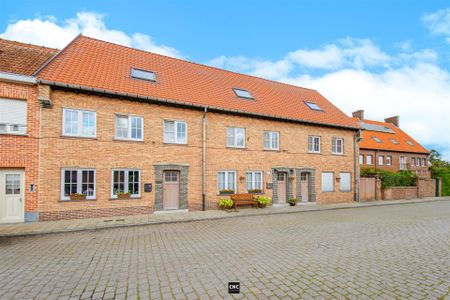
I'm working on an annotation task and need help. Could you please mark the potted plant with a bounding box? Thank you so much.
[256,196,270,208]
[218,198,234,209]
[219,189,234,195]
[288,198,298,206]
[69,193,86,200]
[116,192,131,199]
[248,189,262,194]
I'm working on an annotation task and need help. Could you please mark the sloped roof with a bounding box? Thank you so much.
[37,35,358,129]
[0,38,58,76]
[356,118,429,154]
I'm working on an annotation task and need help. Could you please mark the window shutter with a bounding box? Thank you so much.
[340,173,351,191]
[321,172,334,192]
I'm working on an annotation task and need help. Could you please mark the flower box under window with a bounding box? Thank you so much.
[219,189,235,195]
[69,193,86,201]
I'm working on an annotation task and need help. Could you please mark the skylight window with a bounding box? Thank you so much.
[131,68,156,82]
[390,138,399,145]
[233,88,253,99]
[305,101,323,111]
[406,140,415,146]
[371,136,382,143]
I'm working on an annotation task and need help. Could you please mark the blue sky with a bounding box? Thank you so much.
[1,1,450,159]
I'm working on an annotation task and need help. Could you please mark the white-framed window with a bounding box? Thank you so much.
[411,157,416,166]
[386,156,392,166]
[217,171,236,193]
[164,120,187,144]
[378,155,384,165]
[332,138,344,154]
[400,156,407,170]
[416,158,420,167]
[264,131,279,150]
[111,169,141,198]
[62,108,96,137]
[0,98,27,134]
[340,172,351,192]
[366,155,373,165]
[61,169,96,200]
[321,172,334,192]
[246,171,263,192]
[359,155,364,164]
[115,114,143,141]
[227,127,245,148]
[422,158,426,166]
[308,136,321,153]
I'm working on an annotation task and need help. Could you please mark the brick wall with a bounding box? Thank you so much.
[360,149,429,176]
[38,87,358,220]
[382,178,436,200]
[0,81,40,221]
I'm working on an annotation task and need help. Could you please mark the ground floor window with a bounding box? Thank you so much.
[218,171,236,193]
[111,169,141,198]
[340,172,351,192]
[321,172,334,192]
[61,169,96,200]
[246,171,263,192]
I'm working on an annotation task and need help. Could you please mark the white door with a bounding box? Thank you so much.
[0,170,25,223]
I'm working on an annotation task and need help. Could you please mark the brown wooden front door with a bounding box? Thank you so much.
[277,172,287,204]
[163,171,180,210]
[300,172,309,202]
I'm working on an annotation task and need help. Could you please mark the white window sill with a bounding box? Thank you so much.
[163,142,188,145]
[264,148,280,152]
[332,152,344,156]
[113,138,144,143]
[61,134,97,139]
[308,151,322,154]
[0,132,28,136]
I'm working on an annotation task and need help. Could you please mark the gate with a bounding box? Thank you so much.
[360,177,376,201]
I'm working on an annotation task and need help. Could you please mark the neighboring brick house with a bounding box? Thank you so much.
[353,110,430,177]
[27,35,361,221]
[0,39,58,223]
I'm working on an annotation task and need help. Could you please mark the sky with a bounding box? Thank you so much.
[1,0,450,160]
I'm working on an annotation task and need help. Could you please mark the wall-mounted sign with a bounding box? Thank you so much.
[266,182,273,189]
[144,183,152,192]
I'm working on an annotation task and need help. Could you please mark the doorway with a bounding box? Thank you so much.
[163,171,180,210]
[0,170,24,223]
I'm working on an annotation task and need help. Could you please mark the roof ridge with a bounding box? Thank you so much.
[0,38,59,52]
[79,35,318,93]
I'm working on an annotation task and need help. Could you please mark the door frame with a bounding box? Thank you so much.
[162,170,181,210]
[296,168,316,202]
[272,167,294,204]
[0,169,25,224]
[154,163,189,212]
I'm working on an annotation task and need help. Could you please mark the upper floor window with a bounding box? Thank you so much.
[131,68,156,82]
[305,101,323,111]
[366,155,373,165]
[0,98,27,135]
[233,88,253,99]
[164,120,187,144]
[115,114,143,141]
[386,156,392,165]
[264,131,279,150]
[308,136,321,153]
[411,157,416,166]
[416,157,420,166]
[246,171,263,192]
[371,136,382,143]
[359,154,364,164]
[390,138,399,145]
[378,155,384,165]
[227,127,245,148]
[61,168,96,200]
[400,156,407,170]
[332,138,344,155]
[63,108,96,138]
[422,158,426,166]
[111,169,141,198]
[406,140,414,146]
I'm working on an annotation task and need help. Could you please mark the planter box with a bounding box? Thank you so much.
[117,193,131,199]
[69,194,86,201]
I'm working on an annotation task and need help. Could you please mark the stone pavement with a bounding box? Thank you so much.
[0,200,450,299]
[0,197,448,237]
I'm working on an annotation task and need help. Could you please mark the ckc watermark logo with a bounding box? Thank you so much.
[228,281,240,294]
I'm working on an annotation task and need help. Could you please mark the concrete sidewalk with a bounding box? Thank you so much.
[0,197,448,237]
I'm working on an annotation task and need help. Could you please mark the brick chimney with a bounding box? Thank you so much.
[384,115,400,127]
[352,110,364,120]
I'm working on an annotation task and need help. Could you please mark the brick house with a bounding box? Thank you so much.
[2,35,361,221]
[353,110,429,177]
[0,39,58,223]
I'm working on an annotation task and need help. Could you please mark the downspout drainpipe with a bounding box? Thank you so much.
[202,107,207,211]
[354,130,361,203]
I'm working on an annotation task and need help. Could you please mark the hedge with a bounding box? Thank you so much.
[432,168,450,196]
[360,168,417,189]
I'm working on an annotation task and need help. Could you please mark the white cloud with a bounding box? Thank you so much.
[423,8,450,41]
[0,12,182,58]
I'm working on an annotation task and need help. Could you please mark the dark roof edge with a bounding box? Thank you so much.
[37,79,360,131]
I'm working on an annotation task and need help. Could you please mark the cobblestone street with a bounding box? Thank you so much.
[1,201,449,299]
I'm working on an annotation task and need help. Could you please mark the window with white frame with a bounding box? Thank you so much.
[332,138,344,154]
[217,171,236,193]
[63,108,96,137]
[111,169,141,197]
[340,172,351,192]
[366,155,373,165]
[227,127,245,148]
[308,136,321,153]
[61,169,96,200]
[359,155,364,164]
[246,171,263,192]
[411,157,416,166]
[164,120,187,144]
[400,156,407,170]
[386,156,392,165]
[115,115,143,141]
[378,155,384,165]
[264,131,279,150]
[0,98,27,134]
[321,172,334,192]
[422,158,426,166]
[416,158,420,166]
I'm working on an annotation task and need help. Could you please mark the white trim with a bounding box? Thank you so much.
[0,169,25,223]
[321,172,334,192]
[386,155,392,166]
[246,170,264,192]
[308,135,321,153]
[163,119,188,144]
[62,108,97,138]
[263,131,280,150]
[331,137,344,155]
[110,169,142,199]
[60,168,96,201]
[217,170,237,193]
[226,127,246,148]
[114,114,144,141]
[339,172,351,192]
[0,72,36,85]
